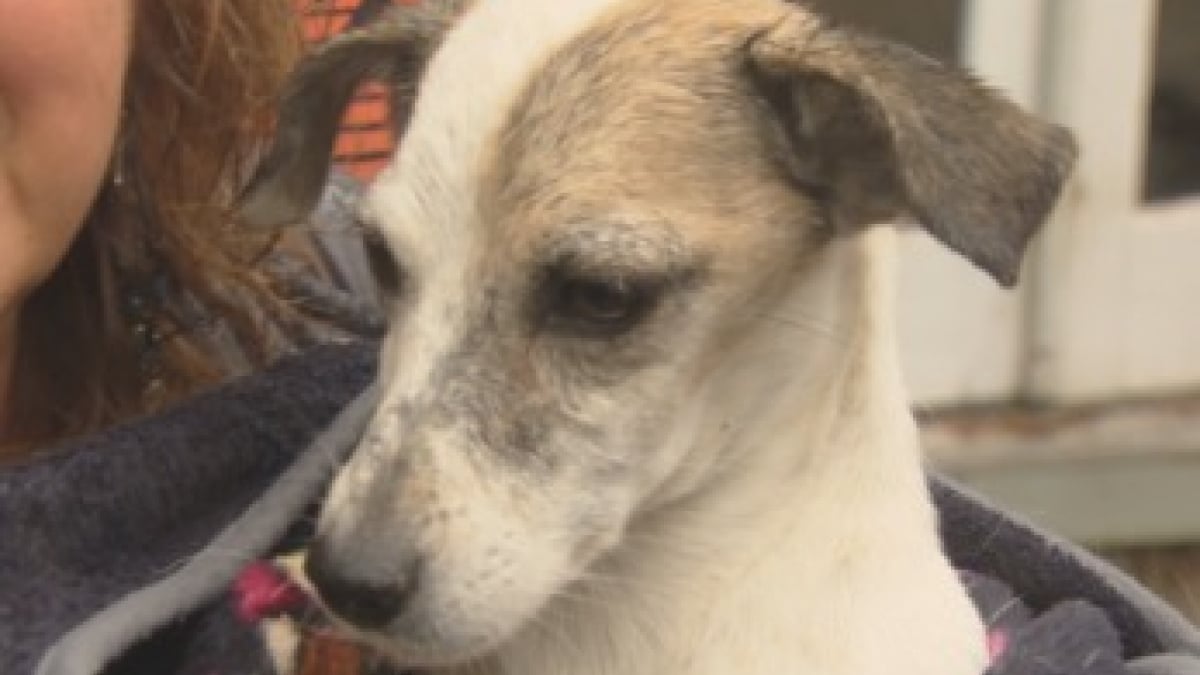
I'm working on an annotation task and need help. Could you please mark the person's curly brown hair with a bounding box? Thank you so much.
[4,1,309,457]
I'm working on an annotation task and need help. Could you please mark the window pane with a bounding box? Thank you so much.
[807,0,965,64]
[1146,0,1200,202]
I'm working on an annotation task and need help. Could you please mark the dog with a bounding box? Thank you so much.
[239,0,1076,672]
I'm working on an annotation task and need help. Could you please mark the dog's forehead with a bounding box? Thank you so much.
[364,0,625,248]
[366,0,802,260]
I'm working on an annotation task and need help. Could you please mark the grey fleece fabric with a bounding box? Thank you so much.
[3,343,1199,675]
[935,480,1200,674]
[35,386,376,675]
[1,344,377,675]
[1133,656,1200,675]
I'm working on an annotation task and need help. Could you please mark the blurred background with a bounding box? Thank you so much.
[301,0,1200,621]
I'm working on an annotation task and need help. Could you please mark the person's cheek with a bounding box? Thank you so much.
[0,0,132,311]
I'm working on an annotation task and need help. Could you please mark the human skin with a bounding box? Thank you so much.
[0,0,132,430]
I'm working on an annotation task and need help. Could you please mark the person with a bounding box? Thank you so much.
[0,1,387,670]
[0,0,380,460]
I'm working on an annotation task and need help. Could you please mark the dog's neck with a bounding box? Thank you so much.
[456,230,987,675]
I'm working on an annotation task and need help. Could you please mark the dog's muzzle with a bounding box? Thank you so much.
[305,539,421,630]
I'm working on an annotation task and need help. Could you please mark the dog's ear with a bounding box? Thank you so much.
[237,3,464,227]
[747,13,1077,286]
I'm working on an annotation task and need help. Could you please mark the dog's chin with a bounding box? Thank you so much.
[332,618,504,670]
[370,638,487,670]
[328,583,560,669]
[334,561,602,669]
[310,526,625,668]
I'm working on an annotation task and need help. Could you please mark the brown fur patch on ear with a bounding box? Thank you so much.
[748,10,1077,287]
[237,2,469,228]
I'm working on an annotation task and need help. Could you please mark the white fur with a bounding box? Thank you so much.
[459,229,987,675]
[365,0,622,266]
[316,0,988,671]
[335,0,629,516]
[351,0,629,445]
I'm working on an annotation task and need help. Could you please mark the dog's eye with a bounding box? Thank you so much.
[547,276,656,337]
[363,231,403,299]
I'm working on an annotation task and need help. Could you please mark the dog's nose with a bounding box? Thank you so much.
[304,541,418,629]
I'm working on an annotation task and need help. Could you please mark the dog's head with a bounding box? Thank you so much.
[242,0,1074,665]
